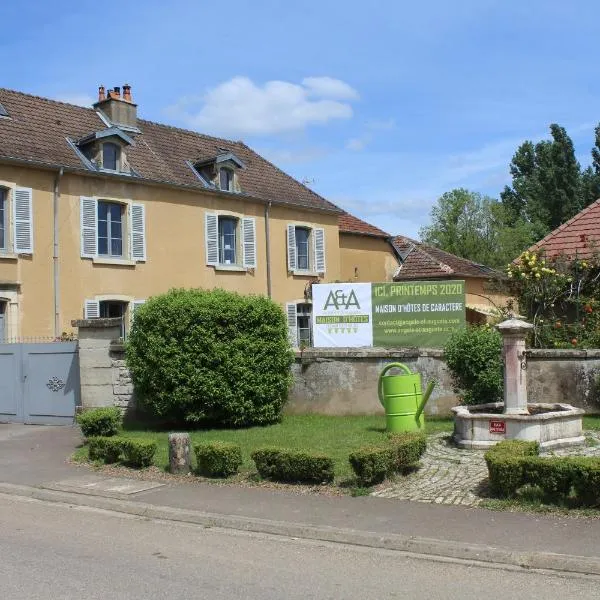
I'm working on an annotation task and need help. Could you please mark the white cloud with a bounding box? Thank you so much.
[54,93,96,107]
[165,76,357,137]
[301,76,359,100]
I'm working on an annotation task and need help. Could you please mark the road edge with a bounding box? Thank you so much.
[1,482,599,576]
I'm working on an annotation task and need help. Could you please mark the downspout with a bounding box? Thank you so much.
[53,168,64,338]
[264,201,272,298]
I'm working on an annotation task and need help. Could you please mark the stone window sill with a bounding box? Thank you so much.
[93,257,137,266]
[0,252,18,261]
[292,270,320,277]
[214,264,247,272]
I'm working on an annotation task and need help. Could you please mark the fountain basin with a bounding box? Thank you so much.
[452,402,585,450]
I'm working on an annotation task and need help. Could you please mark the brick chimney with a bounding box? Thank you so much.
[93,83,138,129]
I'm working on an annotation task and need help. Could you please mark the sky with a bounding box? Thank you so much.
[3,0,600,238]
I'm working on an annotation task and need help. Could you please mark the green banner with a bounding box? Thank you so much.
[371,281,466,347]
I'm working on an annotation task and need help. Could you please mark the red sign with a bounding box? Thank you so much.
[489,420,506,434]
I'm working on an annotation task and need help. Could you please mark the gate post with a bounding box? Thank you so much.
[72,318,122,411]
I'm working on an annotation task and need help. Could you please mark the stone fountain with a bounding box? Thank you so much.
[452,318,585,450]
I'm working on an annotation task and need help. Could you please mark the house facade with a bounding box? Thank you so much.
[0,85,394,345]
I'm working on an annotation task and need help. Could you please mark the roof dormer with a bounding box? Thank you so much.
[70,127,136,175]
[191,149,245,193]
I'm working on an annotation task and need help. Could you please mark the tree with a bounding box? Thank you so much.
[501,124,583,237]
[581,124,600,207]
[419,188,534,268]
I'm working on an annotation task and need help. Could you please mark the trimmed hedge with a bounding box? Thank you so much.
[77,407,122,438]
[194,441,242,478]
[349,432,427,486]
[87,437,156,469]
[126,288,294,428]
[251,447,335,484]
[485,440,600,507]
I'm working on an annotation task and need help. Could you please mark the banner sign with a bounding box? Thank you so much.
[312,281,466,348]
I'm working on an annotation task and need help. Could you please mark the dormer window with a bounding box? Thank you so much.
[219,168,234,192]
[102,143,120,171]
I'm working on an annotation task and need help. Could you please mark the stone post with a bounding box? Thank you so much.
[72,318,122,411]
[169,433,191,474]
[496,319,534,415]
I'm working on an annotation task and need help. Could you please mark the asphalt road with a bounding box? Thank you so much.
[0,493,596,600]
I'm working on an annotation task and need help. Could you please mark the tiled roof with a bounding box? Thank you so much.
[0,88,341,214]
[391,235,502,280]
[528,199,600,259]
[338,211,389,237]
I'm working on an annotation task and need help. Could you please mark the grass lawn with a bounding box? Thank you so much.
[75,414,454,481]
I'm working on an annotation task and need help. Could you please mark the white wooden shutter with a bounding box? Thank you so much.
[130,299,146,328]
[242,217,257,268]
[80,196,98,258]
[205,213,219,265]
[84,299,100,319]
[314,228,326,273]
[287,224,297,271]
[130,203,146,261]
[14,187,33,254]
[286,302,298,347]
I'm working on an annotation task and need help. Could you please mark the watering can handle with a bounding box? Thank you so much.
[378,362,413,407]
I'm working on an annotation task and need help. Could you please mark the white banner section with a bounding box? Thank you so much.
[312,283,373,347]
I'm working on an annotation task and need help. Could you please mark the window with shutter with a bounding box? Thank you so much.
[287,224,297,271]
[130,299,146,328]
[80,196,98,258]
[314,228,326,273]
[286,302,298,347]
[205,213,219,265]
[84,299,100,319]
[14,187,33,254]
[130,203,146,261]
[242,217,257,268]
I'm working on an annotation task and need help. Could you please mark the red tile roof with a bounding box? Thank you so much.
[529,199,600,259]
[391,235,502,280]
[0,88,340,214]
[338,211,389,238]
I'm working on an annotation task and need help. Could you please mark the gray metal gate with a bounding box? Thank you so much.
[0,342,79,425]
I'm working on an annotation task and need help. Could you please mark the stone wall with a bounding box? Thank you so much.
[74,319,600,416]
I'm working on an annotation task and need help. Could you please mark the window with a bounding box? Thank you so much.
[0,188,5,251]
[295,227,310,270]
[98,201,123,257]
[99,300,127,339]
[219,168,234,192]
[297,303,313,347]
[218,216,237,265]
[102,143,119,171]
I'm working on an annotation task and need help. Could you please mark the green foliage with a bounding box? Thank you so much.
[194,441,243,478]
[77,407,122,438]
[251,447,335,484]
[121,440,157,468]
[348,446,395,486]
[524,457,576,501]
[571,458,600,507]
[349,432,427,485]
[126,288,294,428]
[87,436,126,463]
[444,326,503,405]
[484,441,540,498]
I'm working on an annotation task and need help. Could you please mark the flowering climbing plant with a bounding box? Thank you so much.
[506,247,600,348]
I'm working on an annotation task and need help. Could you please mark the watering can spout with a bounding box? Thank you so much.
[415,380,436,424]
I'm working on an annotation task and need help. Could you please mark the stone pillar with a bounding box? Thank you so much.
[496,319,534,415]
[72,318,122,411]
[169,433,191,474]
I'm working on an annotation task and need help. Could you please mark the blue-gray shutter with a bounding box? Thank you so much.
[80,196,97,258]
[130,203,146,261]
[14,187,33,254]
[314,228,326,273]
[242,217,257,268]
[287,224,297,271]
[286,302,298,347]
[205,213,218,265]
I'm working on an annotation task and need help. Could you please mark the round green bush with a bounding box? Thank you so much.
[126,288,294,427]
[444,325,503,406]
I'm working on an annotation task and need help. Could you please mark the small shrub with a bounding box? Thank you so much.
[484,440,539,498]
[388,432,427,469]
[121,440,157,468]
[523,457,576,501]
[572,458,600,507]
[87,436,125,463]
[251,447,334,484]
[349,446,395,485]
[77,407,122,438]
[444,326,503,405]
[194,441,242,478]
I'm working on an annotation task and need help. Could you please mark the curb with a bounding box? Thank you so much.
[1,482,600,576]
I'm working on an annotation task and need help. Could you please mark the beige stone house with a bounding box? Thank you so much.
[0,85,397,346]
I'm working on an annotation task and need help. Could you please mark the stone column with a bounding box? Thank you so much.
[72,318,122,411]
[169,433,191,474]
[496,319,533,415]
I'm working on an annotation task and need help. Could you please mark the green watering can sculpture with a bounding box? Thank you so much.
[378,363,436,433]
